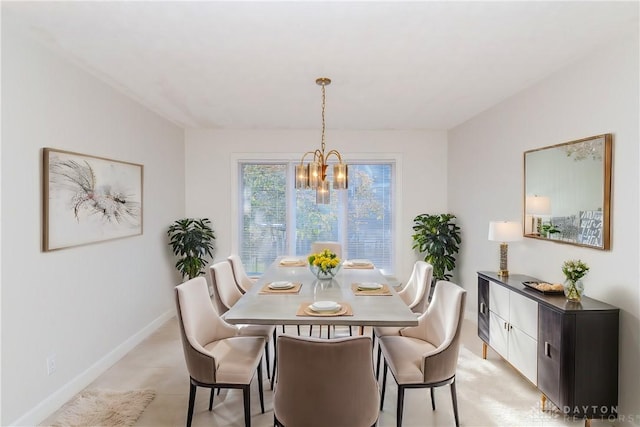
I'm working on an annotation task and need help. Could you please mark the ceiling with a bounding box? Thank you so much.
[4,1,638,131]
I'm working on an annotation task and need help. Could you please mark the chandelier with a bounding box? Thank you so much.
[295,77,348,204]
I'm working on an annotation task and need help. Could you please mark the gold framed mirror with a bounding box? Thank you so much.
[523,134,612,250]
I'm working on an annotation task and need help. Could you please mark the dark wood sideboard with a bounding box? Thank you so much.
[477,271,619,426]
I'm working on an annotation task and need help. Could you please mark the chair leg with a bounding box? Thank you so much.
[187,383,197,427]
[375,344,382,380]
[430,387,436,410]
[380,359,388,410]
[242,385,251,427]
[397,385,405,427]
[309,325,313,336]
[271,329,277,385]
[264,343,271,380]
[208,388,215,410]
[297,325,301,335]
[270,349,277,390]
[257,360,265,414]
[450,380,460,427]
[281,325,286,333]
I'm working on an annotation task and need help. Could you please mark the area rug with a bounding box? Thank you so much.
[48,389,156,427]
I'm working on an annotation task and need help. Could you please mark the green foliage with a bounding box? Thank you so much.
[167,218,216,279]
[411,213,462,282]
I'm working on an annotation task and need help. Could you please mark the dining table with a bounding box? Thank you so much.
[222,257,419,329]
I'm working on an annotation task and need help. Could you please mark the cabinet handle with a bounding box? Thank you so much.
[480,302,486,314]
[504,321,508,330]
[545,341,551,357]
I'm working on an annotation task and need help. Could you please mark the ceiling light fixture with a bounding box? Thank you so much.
[295,77,348,204]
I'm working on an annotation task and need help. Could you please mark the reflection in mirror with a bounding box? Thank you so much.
[524,134,612,250]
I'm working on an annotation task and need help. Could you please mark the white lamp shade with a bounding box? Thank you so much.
[488,221,523,242]
[526,195,551,215]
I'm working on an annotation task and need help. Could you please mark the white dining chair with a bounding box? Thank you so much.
[175,277,265,427]
[379,280,467,427]
[373,261,433,378]
[228,254,259,294]
[209,261,277,388]
[310,241,342,258]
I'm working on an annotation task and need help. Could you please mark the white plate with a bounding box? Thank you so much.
[269,281,294,290]
[358,282,382,290]
[349,259,372,266]
[280,258,303,265]
[310,301,340,312]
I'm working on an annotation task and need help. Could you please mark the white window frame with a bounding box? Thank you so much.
[230,152,403,275]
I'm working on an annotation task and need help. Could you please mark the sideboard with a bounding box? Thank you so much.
[477,271,619,425]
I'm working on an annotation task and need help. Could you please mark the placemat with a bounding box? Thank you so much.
[259,282,303,294]
[296,302,353,317]
[351,283,392,296]
[343,262,374,269]
[279,260,307,267]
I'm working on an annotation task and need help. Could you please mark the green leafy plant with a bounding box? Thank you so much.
[562,259,589,283]
[411,213,462,282]
[167,218,216,279]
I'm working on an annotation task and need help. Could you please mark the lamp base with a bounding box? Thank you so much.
[497,269,509,277]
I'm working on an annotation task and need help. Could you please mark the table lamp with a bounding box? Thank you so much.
[525,195,551,235]
[488,221,522,277]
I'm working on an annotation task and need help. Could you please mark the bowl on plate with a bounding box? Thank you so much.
[357,282,382,290]
[310,301,341,312]
[269,281,294,290]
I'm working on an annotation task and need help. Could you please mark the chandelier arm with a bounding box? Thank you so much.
[299,151,318,164]
[325,150,344,163]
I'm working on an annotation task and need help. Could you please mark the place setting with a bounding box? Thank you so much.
[343,259,375,269]
[296,300,353,317]
[278,257,307,267]
[259,281,302,294]
[351,282,391,296]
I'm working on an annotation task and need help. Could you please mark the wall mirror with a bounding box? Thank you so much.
[523,134,612,250]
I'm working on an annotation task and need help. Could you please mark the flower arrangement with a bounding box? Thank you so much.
[561,259,589,301]
[562,259,589,283]
[308,249,341,279]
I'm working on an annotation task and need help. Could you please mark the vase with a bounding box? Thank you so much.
[563,279,584,301]
[310,264,341,280]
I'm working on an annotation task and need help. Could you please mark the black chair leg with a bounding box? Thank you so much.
[380,359,388,410]
[208,388,215,410]
[397,385,405,427]
[264,343,271,380]
[309,325,313,336]
[297,325,301,335]
[430,387,436,410]
[187,383,197,427]
[450,380,460,427]
[242,385,251,427]
[375,344,382,380]
[257,360,265,414]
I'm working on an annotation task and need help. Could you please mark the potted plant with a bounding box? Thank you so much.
[167,218,216,279]
[411,213,462,283]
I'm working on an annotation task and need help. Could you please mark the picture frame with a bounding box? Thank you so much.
[42,148,143,251]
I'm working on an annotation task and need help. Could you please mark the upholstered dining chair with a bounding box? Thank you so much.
[175,277,265,427]
[228,254,259,294]
[378,280,467,427]
[210,261,277,387]
[273,334,380,427]
[373,261,433,378]
[310,241,342,258]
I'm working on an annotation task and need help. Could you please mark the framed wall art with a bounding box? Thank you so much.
[42,148,143,251]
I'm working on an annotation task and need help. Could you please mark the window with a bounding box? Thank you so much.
[238,161,394,274]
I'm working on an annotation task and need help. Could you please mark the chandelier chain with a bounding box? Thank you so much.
[320,82,326,154]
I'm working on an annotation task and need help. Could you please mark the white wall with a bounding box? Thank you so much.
[448,33,639,423]
[1,18,185,425]
[184,129,448,277]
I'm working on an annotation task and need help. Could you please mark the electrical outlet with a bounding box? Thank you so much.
[46,354,57,375]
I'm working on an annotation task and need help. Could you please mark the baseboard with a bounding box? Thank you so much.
[10,309,175,426]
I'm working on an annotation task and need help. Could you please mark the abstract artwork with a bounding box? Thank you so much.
[43,148,143,251]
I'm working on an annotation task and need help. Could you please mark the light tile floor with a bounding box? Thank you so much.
[43,318,599,427]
